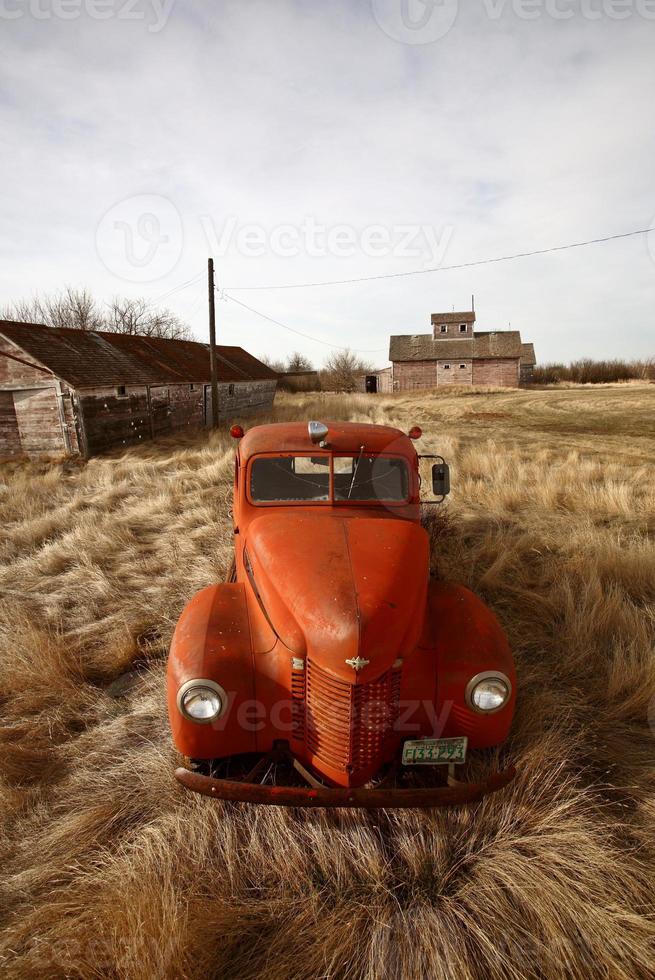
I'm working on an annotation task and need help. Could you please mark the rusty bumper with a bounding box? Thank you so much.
[174,765,516,808]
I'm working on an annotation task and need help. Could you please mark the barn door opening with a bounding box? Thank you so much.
[365,375,378,394]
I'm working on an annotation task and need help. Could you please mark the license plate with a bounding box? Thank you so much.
[401,737,468,766]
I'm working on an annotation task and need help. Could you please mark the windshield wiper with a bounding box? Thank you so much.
[347,446,365,500]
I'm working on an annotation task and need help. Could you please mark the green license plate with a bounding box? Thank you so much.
[402,737,468,766]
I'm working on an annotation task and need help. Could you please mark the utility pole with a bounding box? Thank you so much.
[208,257,219,428]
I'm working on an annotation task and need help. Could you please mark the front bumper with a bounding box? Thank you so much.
[175,764,516,808]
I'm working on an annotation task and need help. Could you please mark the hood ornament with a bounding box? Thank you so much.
[345,656,370,671]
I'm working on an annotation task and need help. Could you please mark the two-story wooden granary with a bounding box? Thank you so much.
[0,320,278,458]
[389,309,536,391]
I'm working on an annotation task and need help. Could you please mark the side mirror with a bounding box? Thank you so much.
[432,461,450,499]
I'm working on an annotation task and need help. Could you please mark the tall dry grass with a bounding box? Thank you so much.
[1,385,654,979]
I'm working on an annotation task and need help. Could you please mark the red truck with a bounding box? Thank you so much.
[167,420,515,807]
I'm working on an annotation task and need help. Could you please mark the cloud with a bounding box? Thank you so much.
[1,0,654,366]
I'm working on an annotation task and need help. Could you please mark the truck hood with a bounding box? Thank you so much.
[245,512,428,682]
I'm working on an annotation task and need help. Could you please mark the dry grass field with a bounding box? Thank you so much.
[1,384,654,979]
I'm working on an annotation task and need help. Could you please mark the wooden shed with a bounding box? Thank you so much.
[0,320,278,458]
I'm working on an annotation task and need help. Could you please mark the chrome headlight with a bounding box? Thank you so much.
[177,679,227,724]
[465,671,512,714]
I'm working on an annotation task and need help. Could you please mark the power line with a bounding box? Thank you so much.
[224,226,654,292]
[151,271,205,305]
[221,291,386,353]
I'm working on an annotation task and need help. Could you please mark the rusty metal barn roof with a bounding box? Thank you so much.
[389,330,523,362]
[0,320,278,388]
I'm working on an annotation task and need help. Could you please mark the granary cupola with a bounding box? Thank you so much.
[431,310,476,340]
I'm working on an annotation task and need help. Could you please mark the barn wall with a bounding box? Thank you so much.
[151,384,204,436]
[436,359,472,386]
[0,391,21,456]
[0,339,81,457]
[393,358,520,390]
[11,388,66,454]
[78,380,276,457]
[79,386,152,455]
[356,368,393,394]
[472,359,520,388]
[205,380,277,422]
[431,320,473,339]
[392,360,438,391]
[377,368,393,394]
[520,364,534,386]
[0,336,52,386]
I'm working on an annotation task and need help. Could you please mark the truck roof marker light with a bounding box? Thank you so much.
[409,426,422,440]
[230,425,244,439]
[308,421,329,445]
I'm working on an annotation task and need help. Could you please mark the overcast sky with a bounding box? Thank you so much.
[1,0,654,367]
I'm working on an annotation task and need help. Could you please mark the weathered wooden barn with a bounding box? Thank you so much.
[0,320,277,458]
[389,309,537,391]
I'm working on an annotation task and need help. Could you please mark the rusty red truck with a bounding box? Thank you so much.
[167,420,515,807]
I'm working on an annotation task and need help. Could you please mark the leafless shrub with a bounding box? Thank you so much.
[533,358,654,385]
[319,349,373,392]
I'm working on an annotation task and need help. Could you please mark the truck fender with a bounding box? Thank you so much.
[428,580,516,748]
[167,583,257,759]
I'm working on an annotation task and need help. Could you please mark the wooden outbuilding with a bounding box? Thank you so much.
[0,320,277,458]
[389,309,537,391]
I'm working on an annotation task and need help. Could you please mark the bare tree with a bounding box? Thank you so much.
[2,288,191,340]
[286,351,313,373]
[106,297,191,340]
[2,287,104,331]
[259,354,286,374]
[320,349,372,392]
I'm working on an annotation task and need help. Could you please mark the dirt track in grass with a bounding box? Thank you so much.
[1,385,654,979]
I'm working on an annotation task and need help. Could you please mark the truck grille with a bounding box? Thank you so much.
[293,659,401,773]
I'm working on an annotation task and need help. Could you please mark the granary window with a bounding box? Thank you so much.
[440,324,447,333]
[189,383,196,391]
[228,383,235,396]
[459,323,467,333]
[116,385,127,398]
[459,363,466,369]
[443,364,450,370]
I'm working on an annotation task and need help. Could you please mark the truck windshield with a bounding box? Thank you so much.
[250,455,409,503]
